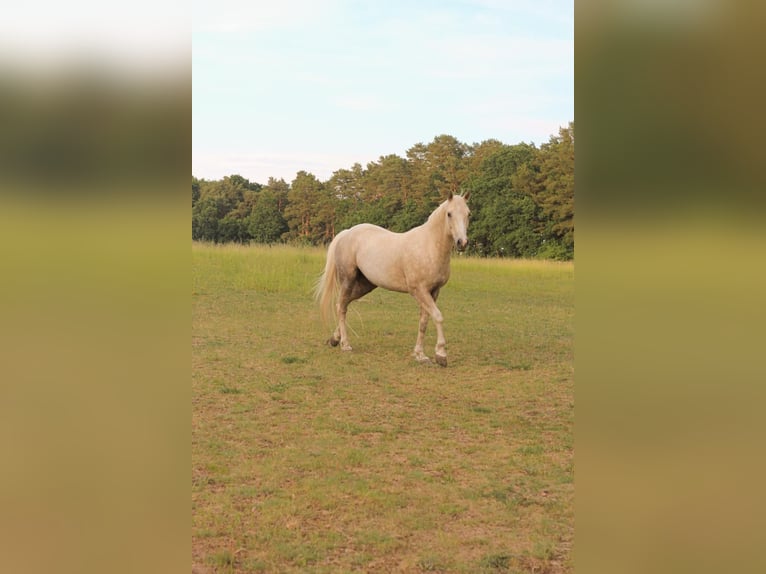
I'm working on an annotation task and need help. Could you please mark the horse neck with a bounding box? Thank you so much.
[424,205,453,259]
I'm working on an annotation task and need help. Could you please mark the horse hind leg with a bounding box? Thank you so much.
[337,305,352,351]
[334,272,377,352]
[325,251,356,349]
[333,282,353,351]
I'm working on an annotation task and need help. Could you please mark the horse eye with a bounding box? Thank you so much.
[447,212,452,218]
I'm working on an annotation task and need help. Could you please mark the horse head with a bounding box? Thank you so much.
[446,191,471,252]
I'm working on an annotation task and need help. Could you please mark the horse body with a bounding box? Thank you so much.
[315,193,470,366]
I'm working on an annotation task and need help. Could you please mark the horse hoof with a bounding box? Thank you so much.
[415,354,431,364]
[341,344,353,352]
[328,337,339,347]
[435,354,447,367]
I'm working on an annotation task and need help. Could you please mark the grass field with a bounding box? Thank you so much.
[192,242,574,573]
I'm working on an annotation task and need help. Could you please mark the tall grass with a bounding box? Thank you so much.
[192,242,574,573]
[192,243,323,296]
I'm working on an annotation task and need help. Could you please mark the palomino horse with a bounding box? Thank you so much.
[314,192,470,366]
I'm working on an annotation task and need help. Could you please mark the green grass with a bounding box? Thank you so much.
[192,242,574,573]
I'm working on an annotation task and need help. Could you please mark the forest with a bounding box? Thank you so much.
[192,122,573,259]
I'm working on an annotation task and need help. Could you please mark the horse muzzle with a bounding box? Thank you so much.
[455,238,468,252]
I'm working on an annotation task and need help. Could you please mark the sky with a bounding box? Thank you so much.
[193,0,573,184]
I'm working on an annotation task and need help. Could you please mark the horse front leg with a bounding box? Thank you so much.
[413,306,431,363]
[432,311,447,367]
[412,288,447,367]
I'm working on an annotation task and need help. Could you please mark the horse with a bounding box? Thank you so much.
[314,191,471,366]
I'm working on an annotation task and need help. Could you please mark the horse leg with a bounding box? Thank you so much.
[328,296,346,348]
[336,286,354,352]
[412,287,447,367]
[335,271,377,352]
[430,287,446,365]
[413,306,431,363]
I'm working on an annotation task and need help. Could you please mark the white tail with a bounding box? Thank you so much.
[314,235,340,324]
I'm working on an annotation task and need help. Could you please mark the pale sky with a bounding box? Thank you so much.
[193,0,573,184]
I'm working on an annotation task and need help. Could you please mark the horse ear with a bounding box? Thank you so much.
[463,191,471,202]
[448,190,454,200]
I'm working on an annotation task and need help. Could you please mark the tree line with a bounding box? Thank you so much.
[192,122,573,259]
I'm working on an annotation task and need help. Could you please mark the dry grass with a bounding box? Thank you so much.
[192,242,573,573]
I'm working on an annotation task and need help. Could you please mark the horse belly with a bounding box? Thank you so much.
[363,267,407,293]
[354,251,405,292]
[349,234,407,292]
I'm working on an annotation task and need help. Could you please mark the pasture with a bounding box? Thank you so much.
[192,243,574,573]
